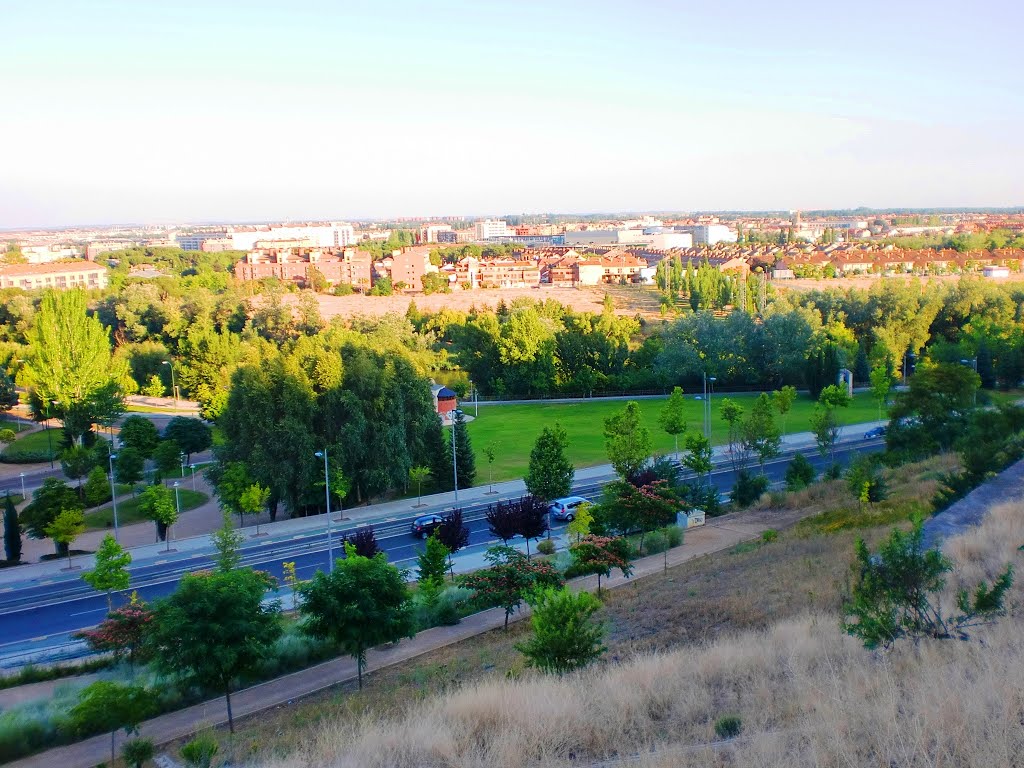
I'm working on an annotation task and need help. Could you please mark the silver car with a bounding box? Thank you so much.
[547,496,589,522]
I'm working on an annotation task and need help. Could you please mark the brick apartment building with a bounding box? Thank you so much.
[234,246,373,289]
[0,261,109,290]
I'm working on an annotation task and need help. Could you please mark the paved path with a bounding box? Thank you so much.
[5,511,778,768]
[922,457,1024,548]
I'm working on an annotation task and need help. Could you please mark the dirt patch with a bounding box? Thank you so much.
[299,286,612,320]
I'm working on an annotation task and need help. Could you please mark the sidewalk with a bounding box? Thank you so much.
[0,421,885,588]
[6,510,776,768]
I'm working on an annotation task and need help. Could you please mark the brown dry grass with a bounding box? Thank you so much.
[251,498,1024,767]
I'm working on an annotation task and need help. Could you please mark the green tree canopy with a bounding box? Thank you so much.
[524,422,574,501]
[83,534,132,609]
[298,543,414,689]
[516,586,606,675]
[658,386,687,456]
[603,401,651,481]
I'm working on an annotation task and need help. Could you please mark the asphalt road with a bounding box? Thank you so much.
[0,440,882,658]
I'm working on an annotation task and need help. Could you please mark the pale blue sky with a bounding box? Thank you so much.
[2,0,1022,227]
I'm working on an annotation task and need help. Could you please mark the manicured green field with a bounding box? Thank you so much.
[0,427,58,462]
[86,488,208,531]
[463,392,881,483]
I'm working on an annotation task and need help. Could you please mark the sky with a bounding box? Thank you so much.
[2,0,1022,228]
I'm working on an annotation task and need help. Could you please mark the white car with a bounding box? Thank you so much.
[547,496,589,522]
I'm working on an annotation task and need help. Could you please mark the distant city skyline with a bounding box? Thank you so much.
[2,0,1022,229]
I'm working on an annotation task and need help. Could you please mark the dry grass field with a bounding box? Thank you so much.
[163,455,1021,768]
[248,492,1024,768]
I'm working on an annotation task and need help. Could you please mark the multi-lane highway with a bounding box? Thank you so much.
[0,438,882,661]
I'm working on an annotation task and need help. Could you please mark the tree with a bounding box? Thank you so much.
[719,398,745,461]
[842,520,1013,649]
[345,526,380,558]
[810,384,851,462]
[598,479,677,554]
[516,494,549,559]
[60,445,94,495]
[784,453,816,491]
[298,543,414,689]
[740,393,781,473]
[460,545,563,630]
[482,442,498,493]
[118,416,160,458]
[211,512,244,572]
[525,423,574,501]
[3,494,21,562]
[889,362,981,455]
[68,680,156,766]
[603,401,652,480]
[114,447,145,487]
[20,478,83,553]
[452,409,476,489]
[565,501,594,543]
[869,365,895,421]
[20,289,125,445]
[74,594,154,670]
[845,455,888,508]
[180,734,219,768]
[658,386,687,457]
[152,439,183,481]
[485,499,520,544]
[772,385,797,435]
[569,535,633,596]
[149,568,281,732]
[83,534,132,610]
[139,484,177,547]
[45,508,85,568]
[417,533,449,587]
[436,508,470,577]
[162,416,212,463]
[239,482,270,535]
[211,461,252,526]
[84,465,111,507]
[0,369,18,412]
[516,586,606,675]
[409,465,430,507]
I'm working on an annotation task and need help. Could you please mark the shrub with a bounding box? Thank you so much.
[84,466,112,507]
[333,283,355,296]
[665,525,684,548]
[761,529,779,543]
[643,530,669,554]
[767,491,787,509]
[181,733,219,768]
[122,737,154,768]
[714,714,742,739]
[823,463,843,480]
[516,586,606,674]
[731,470,769,508]
[536,539,556,556]
[785,452,816,490]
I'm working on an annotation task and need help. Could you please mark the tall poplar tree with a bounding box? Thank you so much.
[525,423,574,501]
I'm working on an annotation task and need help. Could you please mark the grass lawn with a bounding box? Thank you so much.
[85,488,208,530]
[464,392,881,483]
[0,427,58,461]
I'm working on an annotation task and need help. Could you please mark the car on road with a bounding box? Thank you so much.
[547,496,589,522]
[864,426,887,439]
[410,514,444,538]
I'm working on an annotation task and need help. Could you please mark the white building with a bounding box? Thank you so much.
[229,223,355,251]
[692,225,738,246]
[474,219,512,240]
[648,232,693,250]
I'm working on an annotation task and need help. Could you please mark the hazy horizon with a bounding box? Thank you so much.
[3,0,1022,229]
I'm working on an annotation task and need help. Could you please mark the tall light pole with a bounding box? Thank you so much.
[18,472,25,500]
[707,376,717,442]
[170,481,181,553]
[961,358,978,406]
[162,360,178,408]
[189,463,197,491]
[702,372,709,439]
[314,449,334,572]
[108,451,120,541]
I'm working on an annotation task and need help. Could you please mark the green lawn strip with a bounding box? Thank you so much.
[0,427,59,460]
[464,392,880,483]
[85,488,208,530]
[125,404,199,415]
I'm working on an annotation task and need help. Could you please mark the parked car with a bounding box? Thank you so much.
[864,426,887,439]
[410,514,444,538]
[547,496,589,522]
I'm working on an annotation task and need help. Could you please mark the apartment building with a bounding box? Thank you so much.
[0,261,108,290]
[234,246,372,289]
[228,224,356,251]
[474,219,512,240]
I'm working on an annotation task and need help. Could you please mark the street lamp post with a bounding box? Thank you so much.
[961,358,979,406]
[708,376,717,442]
[179,452,186,480]
[170,481,180,553]
[18,472,25,500]
[702,372,708,439]
[189,463,196,491]
[162,360,178,408]
[108,451,120,541]
[314,449,334,573]
[44,401,55,469]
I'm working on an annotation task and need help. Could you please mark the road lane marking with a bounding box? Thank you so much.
[71,608,108,617]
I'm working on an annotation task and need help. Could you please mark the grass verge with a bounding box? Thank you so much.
[85,488,208,530]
